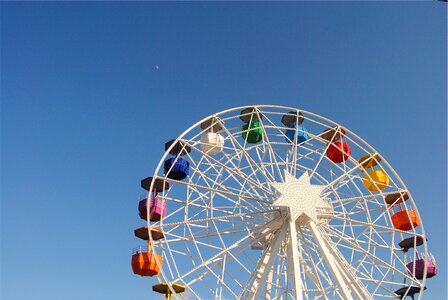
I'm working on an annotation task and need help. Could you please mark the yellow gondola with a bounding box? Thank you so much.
[363,170,389,192]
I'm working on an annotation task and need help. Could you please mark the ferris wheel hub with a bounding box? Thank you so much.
[271,170,331,224]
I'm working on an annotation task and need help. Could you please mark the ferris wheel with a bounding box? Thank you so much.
[131,105,437,300]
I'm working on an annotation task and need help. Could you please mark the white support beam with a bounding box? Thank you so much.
[265,266,274,299]
[321,234,372,300]
[248,222,288,300]
[307,220,354,300]
[240,247,272,299]
[288,220,303,300]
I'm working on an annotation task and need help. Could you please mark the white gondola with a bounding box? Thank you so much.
[199,116,225,155]
[200,132,224,154]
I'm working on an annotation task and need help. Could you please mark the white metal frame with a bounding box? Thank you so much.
[143,105,429,299]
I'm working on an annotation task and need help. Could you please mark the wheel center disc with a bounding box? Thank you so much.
[271,171,331,224]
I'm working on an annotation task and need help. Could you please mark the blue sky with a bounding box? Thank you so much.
[1,2,446,299]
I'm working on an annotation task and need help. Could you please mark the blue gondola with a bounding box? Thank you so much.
[163,139,191,181]
[164,157,190,181]
[285,124,309,144]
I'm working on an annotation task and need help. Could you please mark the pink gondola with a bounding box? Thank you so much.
[406,253,438,279]
[139,189,167,222]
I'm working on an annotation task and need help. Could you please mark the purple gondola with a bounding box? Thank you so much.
[138,190,166,222]
[406,253,438,279]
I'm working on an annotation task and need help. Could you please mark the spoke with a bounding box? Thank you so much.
[322,223,420,284]
[156,175,271,204]
[324,164,363,190]
[185,140,275,197]
[257,112,286,182]
[159,209,278,228]
[177,216,286,284]
[219,118,277,185]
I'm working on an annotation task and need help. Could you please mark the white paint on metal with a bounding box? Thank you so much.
[307,220,354,300]
[271,170,331,224]
[288,220,303,300]
[144,105,428,300]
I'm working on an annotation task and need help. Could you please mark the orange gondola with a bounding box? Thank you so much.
[391,209,419,231]
[131,249,162,276]
[385,191,419,231]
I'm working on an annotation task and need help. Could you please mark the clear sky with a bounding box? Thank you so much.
[1,2,446,300]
